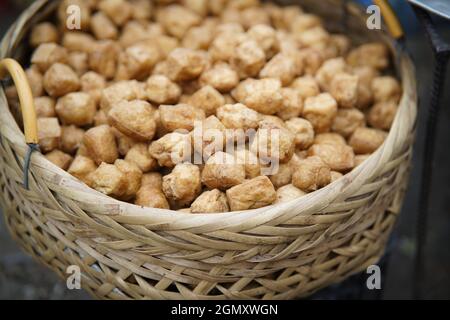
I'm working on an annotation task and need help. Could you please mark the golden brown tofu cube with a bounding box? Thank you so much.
[216,103,261,130]
[25,66,45,98]
[45,150,73,170]
[60,125,85,155]
[182,24,214,50]
[116,42,161,80]
[30,23,59,48]
[226,176,277,211]
[277,88,303,121]
[135,185,170,209]
[298,48,324,76]
[347,42,390,70]
[118,20,149,48]
[55,92,96,126]
[209,31,248,63]
[43,63,80,97]
[231,40,266,79]
[112,128,138,157]
[67,51,89,76]
[296,26,330,50]
[125,143,158,173]
[34,96,56,118]
[285,118,314,150]
[368,100,398,130]
[156,4,201,39]
[192,116,227,158]
[250,124,295,164]
[80,71,107,104]
[313,133,346,146]
[37,117,61,153]
[166,48,208,82]
[331,108,366,138]
[275,184,306,204]
[90,12,118,40]
[371,76,402,103]
[100,80,144,111]
[290,13,322,33]
[234,148,262,179]
[258,115,288,130]
[152,35,180,59]
[148,132,192,168]
[141,172,163,189]
[98,0,133,26]
[91,162,128,198]
[199,62,239,93]
[108,100,157,141]
[330,73,359,108]
[291,75,320,100]
[89,40,120,79]
[83,125,119,165]
[292,156,331,192]
[62,32,96,53]
[241,7,271,29]
[316,57,347,91]
[31,43,68,73]
[315,57,347,91]
[303,93,338,133]
[68,155,97,186]
[159,104,205,132]
[162,163,202,208]
[146,75,181,105]
[232,78,283,115]
[349,127,388,155]
[188,86,225,117]
[247,24,279,58]
[269,163,292,188]
[308,143,355,172]
[202,151,246,190]
[114,159,143,200]
[260,53,298,86]
[191,189,230,213]
[130,0,153,21]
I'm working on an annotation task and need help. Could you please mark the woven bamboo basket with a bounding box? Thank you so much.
[0,0,417,299]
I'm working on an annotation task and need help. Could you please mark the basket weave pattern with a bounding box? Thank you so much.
[0,0,417,299]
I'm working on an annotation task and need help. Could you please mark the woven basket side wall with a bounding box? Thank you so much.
[0,0,417,299]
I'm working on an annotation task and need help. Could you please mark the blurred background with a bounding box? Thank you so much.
[0,0,449,300]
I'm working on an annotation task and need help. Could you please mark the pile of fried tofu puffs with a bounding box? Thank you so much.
[6,0,401,213]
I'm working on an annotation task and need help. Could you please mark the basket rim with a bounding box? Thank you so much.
[0,0,418,227]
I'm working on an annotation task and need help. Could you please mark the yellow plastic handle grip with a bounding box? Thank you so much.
[0,58,38,144]
[373,0,404,39]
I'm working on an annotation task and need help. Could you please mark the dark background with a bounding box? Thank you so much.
[0,0,449,300]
